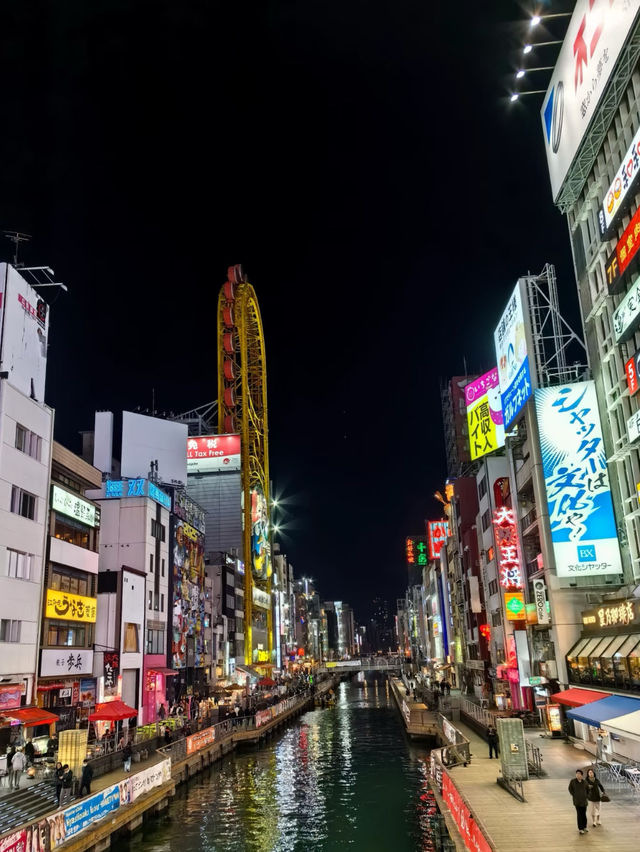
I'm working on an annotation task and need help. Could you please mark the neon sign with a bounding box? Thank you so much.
[427,521,449,560]
[104,478,171,510]
[406,536,428,566]
[493,506,523,589]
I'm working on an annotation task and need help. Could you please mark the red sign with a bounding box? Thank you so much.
[0,830,28,852]
[626,353,640,396]
[72,682,80,705]
[617,206,640,275]
[442,773,492,852]
[186,726,216,755]
[406,536,428,566]
[427,521,449,560]
[186,434,241,473]
[493,507,523,589]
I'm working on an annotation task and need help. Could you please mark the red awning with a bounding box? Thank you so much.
[37,683,66,691]
[148,668,178,676]
[552,688,610,708]
[88,700,138,722]
[5,707,60,727]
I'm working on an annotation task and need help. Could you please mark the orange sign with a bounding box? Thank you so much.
[186,726,216,755]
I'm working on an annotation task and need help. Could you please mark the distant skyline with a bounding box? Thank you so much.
[1,2,575,613]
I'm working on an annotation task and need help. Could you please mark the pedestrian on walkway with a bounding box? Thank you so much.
[11,747,26,789]
[444,681,451,696]
[54,761,64,804]
[59,764,73,808]
[487,726,499,759]
[158,703,166,721]
[439,680,446,696]
[122,741,133,773]
[568,769,589,834]
[80,758,93,797]
[586,768,605,827]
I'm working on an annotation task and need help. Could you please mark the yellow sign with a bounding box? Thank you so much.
[45,590,97,623]
[182,522,199,542]
[504,591,525,621]
[465,370,505,461]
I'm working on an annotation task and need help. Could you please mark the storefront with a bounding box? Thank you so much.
[37,649,96,732]
[567,694,640,761]
[142,659,177,724]
[566,598,640,692]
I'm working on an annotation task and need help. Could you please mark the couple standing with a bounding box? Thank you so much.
[568,768,606,834]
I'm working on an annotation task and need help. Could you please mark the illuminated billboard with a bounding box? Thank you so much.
[186,434,241,473]
[250,485,271,581]
[599,123,640,238]
[613,274,640,343]
[616,207,640,276]
[493,507,523,589]
[51,485,98,528]
[406,536,428,567]
[535,381,622,578]
[171,509,206,669]
[494,280,535,430]
[45,591,97,623]
[541,0,640,201]
[465,368,505,460]
[427,521,449,560]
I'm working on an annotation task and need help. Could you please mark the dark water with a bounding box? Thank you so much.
[114,678,449,851]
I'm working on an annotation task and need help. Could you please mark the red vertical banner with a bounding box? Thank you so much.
[442,773,492,852]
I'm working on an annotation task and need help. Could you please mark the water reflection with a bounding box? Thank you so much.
[115,678,448,852]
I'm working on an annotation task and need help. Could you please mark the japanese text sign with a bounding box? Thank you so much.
[40,649,94,677]
[541,0,640,201]
[186,434,241,473]
[441,772,492,852]
[616,206,640,275]
[626,351,640,396]
[52,485,98,528]
[582,598,640,632]
[599,123,640,238]
[104,478,170,509]
[493,507,523,589]
[605,250,622,295]
[465,368,505,460]
[494,280,535,430]
[629,408,640,444]
[427,521,449,560]
[103,652,119,695]
[535,382,622,578]
[405,536,428,566]
[504,591,526,620]
[613,274,640,343]
[45,591,97,623]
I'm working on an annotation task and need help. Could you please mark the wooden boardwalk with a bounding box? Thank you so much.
[445,720,640,852]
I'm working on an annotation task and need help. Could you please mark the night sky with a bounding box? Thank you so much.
[1,2,577,618]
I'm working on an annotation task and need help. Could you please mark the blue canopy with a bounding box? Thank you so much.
[567,695,640,727]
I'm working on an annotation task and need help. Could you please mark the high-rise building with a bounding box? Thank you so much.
[441,376,477,478]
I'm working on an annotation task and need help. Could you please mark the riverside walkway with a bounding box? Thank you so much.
[440,719,639,852]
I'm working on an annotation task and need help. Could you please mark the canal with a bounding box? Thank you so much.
[114,677,452,851]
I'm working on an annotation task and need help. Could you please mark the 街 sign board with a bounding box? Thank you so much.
[45,590,97,623]
[535,382,622,578]
[464,368,505,461]
[541,0,640,201]
[494,280,536,430]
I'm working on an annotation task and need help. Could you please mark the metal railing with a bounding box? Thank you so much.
[499,771,525,802]
[526,740,543,776]
[436,713,471,766]
[459,696,497,728]
[520,506,537,532]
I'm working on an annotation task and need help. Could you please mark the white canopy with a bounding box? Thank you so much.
[601,710,640,744]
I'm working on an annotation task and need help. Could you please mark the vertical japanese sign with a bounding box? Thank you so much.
[427,521,449,560]
[493,507,523,589]
[535,381,622,578]
[465,368,505,460]
[103,652,119,697]
[494,280,536,430]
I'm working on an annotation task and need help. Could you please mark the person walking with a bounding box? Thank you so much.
[122,741,133,773]
[158,703,166,721]
[11,747,26,789]
[487,726,499,759]
[59,764,73,808]
[586,768,605,827]
[54,761,64,804]
[24,739,35,765]
[80,759,93,797]
[568,769,589,834]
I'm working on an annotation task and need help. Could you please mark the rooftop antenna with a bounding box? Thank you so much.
[3,231,31,266]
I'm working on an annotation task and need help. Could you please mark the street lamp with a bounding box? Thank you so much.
[523,40,562,54]
[530,12,571,28]
[510,90,547,102]
[516,66,553,79]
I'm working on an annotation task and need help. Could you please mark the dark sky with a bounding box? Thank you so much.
[2,1,577,618]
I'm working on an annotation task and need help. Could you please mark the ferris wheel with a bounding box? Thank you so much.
[217,264,272,666]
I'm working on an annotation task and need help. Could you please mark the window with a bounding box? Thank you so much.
[146,628,166,655]
[53,516,90,549]
[160,593,164,613]
[50,570,89,596]
[123,623,139,653]
[148,590,153,610]
[481,508,491,532]
[161,558,165,578]
[491,610,502,627]
[478,475,488,500]
[149,554,154,573]
[11,486,36,520]
[47,622,88,646]
[0,619,21,642]
[488,579,498,597]
[151,519,165,541]
[6,548,32,580]
[15,424,41,460]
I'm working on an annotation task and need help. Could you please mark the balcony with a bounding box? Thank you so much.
[520,506,538,535]
[50,537,99,574]
[527,556,542,580]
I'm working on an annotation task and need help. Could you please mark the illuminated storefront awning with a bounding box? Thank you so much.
[552,688,610,708]
[568,695,640,727]
[148,668,179,677]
